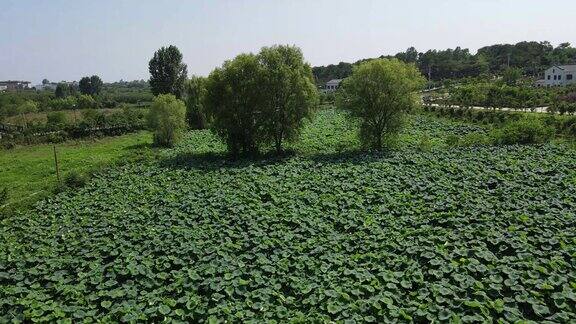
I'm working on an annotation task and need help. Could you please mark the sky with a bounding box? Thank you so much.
[1,0,574,84]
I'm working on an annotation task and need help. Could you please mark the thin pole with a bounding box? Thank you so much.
[53,145,61,184]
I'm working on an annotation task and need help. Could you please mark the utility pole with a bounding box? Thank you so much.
[53,146,61,184]
[507,53,511,68]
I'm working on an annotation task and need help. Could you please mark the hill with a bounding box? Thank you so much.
[313,41,576,85]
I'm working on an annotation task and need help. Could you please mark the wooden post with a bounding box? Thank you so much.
[53,146,61,184]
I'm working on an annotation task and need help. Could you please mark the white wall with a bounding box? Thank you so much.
[543,66,575,86]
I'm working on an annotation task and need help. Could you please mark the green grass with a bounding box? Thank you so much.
[0,131,152,209]
[3,110,575,322]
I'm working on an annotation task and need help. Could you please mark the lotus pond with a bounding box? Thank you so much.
[1,110,575,322]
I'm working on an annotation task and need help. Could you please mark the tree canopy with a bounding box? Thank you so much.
[148,45,188,98]
[205,45,318,156]
[313,41,576,83]
[79,75,103,96]
[184,76,208,129]
[205,53,266,156]
[258,45,319,154]
[147,94,187,147]
[337,59,425,149]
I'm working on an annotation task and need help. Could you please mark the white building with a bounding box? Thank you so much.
[0,81,30,91]
[536,65,576,87]
[325,79,343,93]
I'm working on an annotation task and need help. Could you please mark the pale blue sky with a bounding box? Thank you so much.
[1,0,574,84]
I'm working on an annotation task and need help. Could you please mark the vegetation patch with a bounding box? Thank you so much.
[0,131,152,210]
[1,110,575,322]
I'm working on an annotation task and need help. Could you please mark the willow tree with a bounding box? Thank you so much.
[337,59,425,150]
[205,45,318,156]
[259,45,318,154]
[147,94,187,147]
[184,76,208,129]
[204,53,266,156]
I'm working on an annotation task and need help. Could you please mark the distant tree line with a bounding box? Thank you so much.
[313,41,576,84]
[0,78,153,123]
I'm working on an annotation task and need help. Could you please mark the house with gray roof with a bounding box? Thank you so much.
[536,65,576,87]
[325,79,343,93]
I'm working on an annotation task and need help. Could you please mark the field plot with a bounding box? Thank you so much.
[1,111,575,322]
[0,131,151,208]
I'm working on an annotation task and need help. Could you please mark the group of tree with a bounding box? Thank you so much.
[147,45,319,154]
[54,76,102,100]
[78,75,104,96]
[313,41,576,84]
[476,41,576,76]
[312,62,353,86]
[441,83,559,110]
[147,45,425,152]
[55,83,77,99]
[0,77,155,124]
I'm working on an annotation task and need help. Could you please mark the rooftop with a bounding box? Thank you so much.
[0,80,31,84]
[326,79,343,85]
[554,65,576,72]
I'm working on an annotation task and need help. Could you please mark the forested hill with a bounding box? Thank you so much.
[313,41,576,85]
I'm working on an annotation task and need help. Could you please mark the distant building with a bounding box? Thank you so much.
[33,83,58,91]
[0,80,30,91]
[325,79,343,93]
[536,65,576,87]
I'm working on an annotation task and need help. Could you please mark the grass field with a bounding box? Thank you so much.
[0,131,151,209]
[1,110,575,322]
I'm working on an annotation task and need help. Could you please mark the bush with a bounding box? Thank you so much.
[46,111,68,127]
[491,117,555,145]
[1,141,16,150]
[561,116,576,137]
[417,134,432,151]
[49,97,77,110]
[82,109,105,127]
[445,133,492,147]
[460,133,492,146]
[77,94,98,109]
[64,171,88,189]
[147,94,187,147]
[445,134,460,147]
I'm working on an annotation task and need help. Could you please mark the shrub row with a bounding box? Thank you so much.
[442,118,555,147]
[424,104,576,139]
[0,91,153,121]
[548,101,576,115]
[0,107,146,148]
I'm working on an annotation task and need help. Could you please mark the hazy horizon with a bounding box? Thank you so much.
[1,0,574,84]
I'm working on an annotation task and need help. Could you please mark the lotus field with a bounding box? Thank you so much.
[1,110,575,322]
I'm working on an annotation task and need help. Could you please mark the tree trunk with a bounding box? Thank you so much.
[275,124,283,155]
[275,136,282,155]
